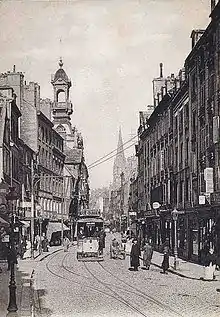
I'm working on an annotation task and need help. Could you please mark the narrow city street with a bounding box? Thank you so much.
[32,234,220,317]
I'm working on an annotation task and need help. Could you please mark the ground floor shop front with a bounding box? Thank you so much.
[138,206,220,264]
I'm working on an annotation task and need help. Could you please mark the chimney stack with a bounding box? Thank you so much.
[211,0,216,11]
[160,63,163,78]
[13,65,16,72]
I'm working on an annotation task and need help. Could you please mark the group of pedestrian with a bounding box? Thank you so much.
[129,237,170,273]
[130,239,154,271]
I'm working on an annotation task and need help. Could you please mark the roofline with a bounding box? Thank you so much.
[37,110,53,127]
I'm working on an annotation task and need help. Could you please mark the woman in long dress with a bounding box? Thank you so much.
[63,236,70,252]
[204,248,216,280]
[161,239,170,274]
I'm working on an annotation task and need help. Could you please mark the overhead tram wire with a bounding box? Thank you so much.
[23,97,138,170]
[88,141,137,170]
[87,134,137,168]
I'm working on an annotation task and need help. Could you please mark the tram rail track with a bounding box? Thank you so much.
[82,261,149,317]
[62,251,182,317]
[97,261,183,317]
[44,251,150,316]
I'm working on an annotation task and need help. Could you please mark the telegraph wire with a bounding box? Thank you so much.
[88,141,137,170]
[87,134,137,167]
[23,98,138,170]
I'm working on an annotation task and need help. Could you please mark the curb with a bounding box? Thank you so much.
[39,248,62,262]
[30,269,35,317]
[28,248,62,316]
[151,261,200,280]
[138,255,202,281]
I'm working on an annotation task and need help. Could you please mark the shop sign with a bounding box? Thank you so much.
[213,116,219,144]
[21,201,32,208]
[199,195,206,205]
[129,212,137,216]
[204,167,214,193]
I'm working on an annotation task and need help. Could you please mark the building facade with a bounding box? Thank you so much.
[135,1,220,263]
[0,60,90,247]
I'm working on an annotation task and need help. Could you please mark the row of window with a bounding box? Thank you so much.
[39,173,63,196]
[38,197,64,214]
[38,146,63,174]
[38,124,63,151]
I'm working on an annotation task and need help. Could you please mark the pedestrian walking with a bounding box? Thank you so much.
[142,241,153,270]
[203,248,217,281]
[121,231,127,249]
[42,237,49,252]
[99,229,106,249]
[63,236,70,252]
[161,238,170,274]
[130,239,140,271]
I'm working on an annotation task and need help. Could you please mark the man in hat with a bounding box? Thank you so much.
[130,239,141,271]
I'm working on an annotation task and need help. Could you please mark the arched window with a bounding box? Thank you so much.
[57,90,65,102]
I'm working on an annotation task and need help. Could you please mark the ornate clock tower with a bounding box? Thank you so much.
[51,58,74,144]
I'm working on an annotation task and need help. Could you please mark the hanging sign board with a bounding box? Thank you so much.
[152,202,161,209]
[199,195,206,205]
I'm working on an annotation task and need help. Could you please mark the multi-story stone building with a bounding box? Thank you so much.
[37,111,65,220]
[136,0,220,263]
[0,60,89,245]
[183,0,220,261]
[0,87,24,259]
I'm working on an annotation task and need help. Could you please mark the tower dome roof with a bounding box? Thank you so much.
[53,58,70,83]
[54,68,69,81]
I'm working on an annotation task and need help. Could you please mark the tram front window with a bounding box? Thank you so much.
[77,222,103,238]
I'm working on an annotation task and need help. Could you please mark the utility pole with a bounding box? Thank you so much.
[61,177,64,245]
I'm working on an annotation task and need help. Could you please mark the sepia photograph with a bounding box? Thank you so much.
[0,0,220,316]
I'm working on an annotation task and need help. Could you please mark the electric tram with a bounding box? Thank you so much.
[76,212,104,261]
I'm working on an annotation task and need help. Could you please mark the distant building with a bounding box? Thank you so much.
[109,128,137,230]
[113,127,126,189]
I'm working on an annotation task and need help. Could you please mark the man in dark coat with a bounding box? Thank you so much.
[130,239,140,271]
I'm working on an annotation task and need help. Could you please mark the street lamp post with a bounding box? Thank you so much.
[39,214,43,255]
[172,208,179,270]
[70,218,73,243]
[6,186,18,313]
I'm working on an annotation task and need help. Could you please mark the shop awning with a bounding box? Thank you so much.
[47,222,70,242]
[20,220,30,228]
[77,218,103,223]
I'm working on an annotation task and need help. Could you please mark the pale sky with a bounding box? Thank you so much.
[0,0,210,189]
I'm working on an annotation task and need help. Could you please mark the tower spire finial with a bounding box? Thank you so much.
[59,57,63,68]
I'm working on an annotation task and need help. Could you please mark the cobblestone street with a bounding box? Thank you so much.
[30,235,220,317]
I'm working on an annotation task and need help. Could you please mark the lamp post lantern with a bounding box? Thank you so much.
[6,186,18,313]
[171,207,179,270]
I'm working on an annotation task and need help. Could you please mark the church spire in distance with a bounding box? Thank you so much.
[113,127,126,188]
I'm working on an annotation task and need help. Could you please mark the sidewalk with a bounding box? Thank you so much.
[0,246,62,317]
[149,250,220,281]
